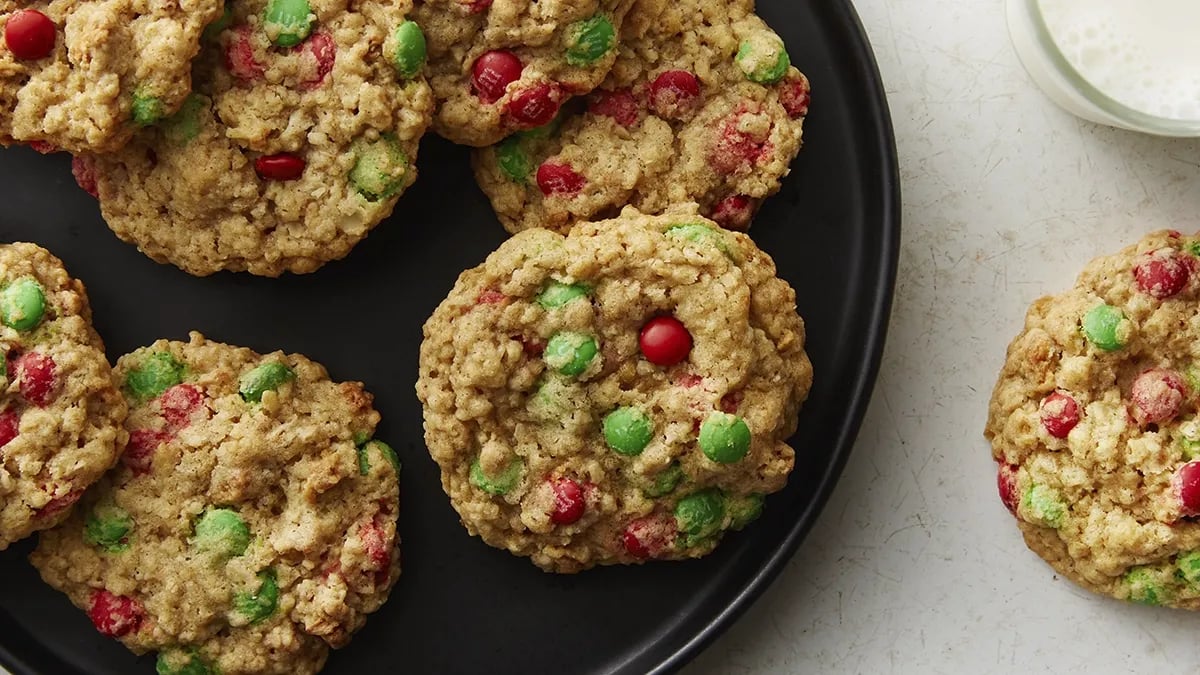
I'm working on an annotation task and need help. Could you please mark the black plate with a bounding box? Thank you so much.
[0,0,898,672]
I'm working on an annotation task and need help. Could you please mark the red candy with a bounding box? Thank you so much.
[471,50,522,103]
[648,70,700,119]
[88,590,144,638]
[1130,369,1188,426]
[549,477,585,525]
[1039,391,1080,438]
[71,155,98,197]
[1178,461,1200,516]
[710,195,755,231]
[536,162,585,196]
[160,384,206,431]
[710,112,770,175]
[37,489,82,518]
[622,514,676,559]
[1133,248,1190,299]
[460,0,493,12]
[675,373,703,388]
[505,83,562,127]
[4,9,56,61]
[639,316,692,366]
[11,352,56,407]
[301,31,335,89]
[123,429,166,475]
[359,517,391,572]
[475,289,507,305]
[997,464,1019,516]
[0,410,18,448]
[28,140,57,154]
[588,88,638,128]
[225,26,265,81]
[516,335,545,356]
[254,153,306,181]
[779,76,811,119]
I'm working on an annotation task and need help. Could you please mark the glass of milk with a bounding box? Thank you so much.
[1007,0,1200,136]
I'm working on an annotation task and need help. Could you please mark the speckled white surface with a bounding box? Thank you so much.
[685,0,1200,672]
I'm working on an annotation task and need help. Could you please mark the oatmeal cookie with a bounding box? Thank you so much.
[471,0,809,234]
[416,204,812,572]
[30,332,400,674]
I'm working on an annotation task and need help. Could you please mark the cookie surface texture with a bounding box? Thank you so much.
[0,0,224,153]
[986,229,1200,609]
[30,332,400,674]
[414,0,635,147]
[0,242,126,549]
[416,205,812,572]
[471,0,809,234]
[80,0,433,276]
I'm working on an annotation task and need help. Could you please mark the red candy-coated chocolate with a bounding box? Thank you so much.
[1178,461,1200,516]
[0,410,18,448]
[648,70,700,119]
[4,9,56,60]
[997,463,1019,516]
[536,161,585,196]
[622,514,676,559]
[516,335,545,356]
[1039,391,1080,438]
[71,155,98,197]
[675,373,703,388]
[225,26,265,81]
[471,50,522,103]
[779,76,811,119]
[475,289,507,305]
[11,351,56,407]
[460,0,493,12]
[1133,248,1190,299]
[123,429,166,475]
[505,83,562,127]
[360,517,391,571]
[709,113,770,175]
[254,153,306,181]
[27,140,57,154]
[301,31,335,89]
[639,316,692,366]
[1130,369,1188,426]
[37,489,82,518]
[710,194,755,231]
[588,88,638,128]
[160,384,206,431]
[88,590,145,638]
[549,477,585,525]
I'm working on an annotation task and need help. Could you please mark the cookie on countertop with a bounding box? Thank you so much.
[75,0,434,276]
[986,229,1200,609]
[416,204,812,572]
[30,332,400,674]
[413,0,636,147]
[0,242,126,550]
[0,0,224,153]
[471,0,809,234]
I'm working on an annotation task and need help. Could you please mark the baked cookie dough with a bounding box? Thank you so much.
[31,333,400,674]
[986,229,1200,609]
[413,0,635,147]
[0,242,126,550]
[76,0,433,276]
[471,0,809,234]
[0,0,224,153]
[416,205,812,572]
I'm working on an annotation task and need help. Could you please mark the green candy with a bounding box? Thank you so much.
[543,331,598,377]
[233,568,279,624]
[163,94,205,145]
[350,134,408,202]
[565,15,616,66]
[84,505,134,553]
[1177,420,1200,460]
[131,91,165,126]
[665,223,732,257]
[674,488,726,547]
[537,280,590,309]
[1189,240,1200,258]
[390,21,426,79]
[358,439,401,476]
[495,136,532,183]
[644,462,683,497]
[735,36,790,84]
[469,457,523,495]
[1082,304,1128,351]
[1125,567,1170,606]
[699,412,751,464]
[263,0,313,47]
[193,508,250,558]
[1020,483,1065,528]
[0,277,45,332]
[156,650,217,675]
[239,362,295,402]
[602,406,653,456]
[202,3,233,41]
[125,352,184,402]
[727,494,765,530]
[1178,551,1200,586]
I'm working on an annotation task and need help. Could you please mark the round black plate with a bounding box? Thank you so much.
[0,0,897,672]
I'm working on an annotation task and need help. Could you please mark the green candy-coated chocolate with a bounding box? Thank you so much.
[1125,567,1170,606]
[125,352,184,402]
[665,223,732,257]
[358,439,401,476]
[239,362,295,402]
[390,21,426,79]
[156,650,217,675]
[735,36,790,84]
[602,406,653,456]
[1020,483,1065,528]
[1189,241,1200,258]
[537,280,590,309]
[565,15,615,66]
[728,494,765,530]
[470,457,523,495]
[263,0,313,47]
[1178,420,1200,460]
[1082,304,1128,351]
[544,331,598,377]
[84,505,134,553]
[496,136,532,183]
[193,508,250,558]
[350,134,408,202]
[233,568,279,623]
[163,94,205,145]
[674,488,726,547]
[0,277,45,332]
[644,462,683,497]
[1178,551,1200,586]
[131,91,165,126]
[202,3,233,41]
[699,412,751,464]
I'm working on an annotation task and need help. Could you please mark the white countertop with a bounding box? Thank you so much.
[687,0,1200,672]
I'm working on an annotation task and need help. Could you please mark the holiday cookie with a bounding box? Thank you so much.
[416,204,812,572]
[987,229,1200,609]
[0,0,224,153]
[413,0,635,147]
[0,243,126,550]
[471,0,809,234]
[30,332,400,674]
[75,0,434,276]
